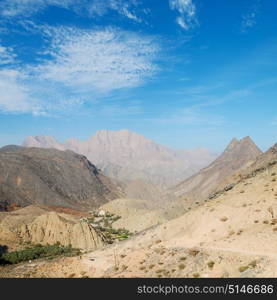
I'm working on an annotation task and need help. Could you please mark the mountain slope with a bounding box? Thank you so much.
[0,146,123,210]
[171,137,262,205]
[2,142,276,278]
[99,198,167,233]
[241,143,277,177]
[23,129,217,187]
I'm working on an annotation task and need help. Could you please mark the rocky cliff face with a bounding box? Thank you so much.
[0,146,123,210]
[18,212,104,250]
[171,137,262,204]
[244,143,277,173]
[23,129,217,187]
[0,206,104,251]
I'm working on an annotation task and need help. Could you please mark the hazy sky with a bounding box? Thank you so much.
[0,0,276,151]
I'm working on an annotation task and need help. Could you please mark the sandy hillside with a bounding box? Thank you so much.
[1,157,276,278]
[100,198,167,232]
[0,205,105,252]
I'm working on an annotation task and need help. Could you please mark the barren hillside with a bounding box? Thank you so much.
[171,137,262,210]
[0,146,123,210]
[2,143,275,278]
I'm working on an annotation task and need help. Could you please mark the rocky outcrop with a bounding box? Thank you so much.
[242,143,277,176]
[23,129,217,187]
[17,212,104,251]
[171,137,262,205]
[0,206,104,251]
[209,142,277,200]
[0,146,123,210]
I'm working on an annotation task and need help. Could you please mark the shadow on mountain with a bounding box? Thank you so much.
[0,245,9,265]
[0,245,8,255]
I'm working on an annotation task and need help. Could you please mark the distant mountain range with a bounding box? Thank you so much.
[23,129,217,187]
[13,132,263,216]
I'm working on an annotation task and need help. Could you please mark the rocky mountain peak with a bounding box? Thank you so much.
[93,129,152,146]
[240,136,260,148]
[218,136,262,163]
[23,136,65,151]
[223,138,239,152]
[172,136,262,201]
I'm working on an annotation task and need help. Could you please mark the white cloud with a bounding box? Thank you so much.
[241,1,260,32]
[0,26,159,115]
[0,68,44,114]
[0,0,143,22]
[0,44,43,114]
[0,66,87,115]
[37,26,158,93]
[241,12,257,32]
[0,0,199,29]
[88,0,142,22]
[0,45,17,65]
[169,0,197,30]
[0,0,74,17]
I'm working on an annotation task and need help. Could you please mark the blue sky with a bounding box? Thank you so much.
[0,0,276,152]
